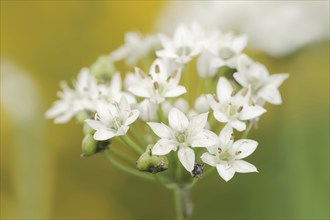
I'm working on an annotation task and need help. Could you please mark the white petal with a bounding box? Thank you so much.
[109,73,122,93]
[239,105,266,120]
[219,124,233,146]
[258,86,282,105]
[150,59,168,82]
[152,139,176,155]
[217,77,233,103]
[96,101,113,122]
[214,110,229,123]
[93,129,115,141]
[85,119,105,130]
[231,160,258,173]
[206,94,221,111]
[233,72,248,87]
[268,73,289,88]
[190,130,218,147]
[147,122,173,139]
[178,147,195,172]
[119,96,130,112]
[216,164,235,182]
[200,153,217,166]
[188,112,208,135]
[128,85,151,98]
[232,139,258,159]
[169,108,189,132]
[164,86,187,97]
[229,120,246,131]
[194,95,210,113]
[125,109,139,126]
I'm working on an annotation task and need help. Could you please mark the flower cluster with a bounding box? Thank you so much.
[46,23,288,182]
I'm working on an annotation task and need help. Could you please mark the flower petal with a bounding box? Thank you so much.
[206,94,220,111]
[93,129,115,141]
[217,77,233,103]
[219,124,233,146]
[85,119,106,130]
[188,112,209,135]
[239,105,266,120]
[216,164,235,182]
[147,122,173,139]
[200,152,217,166]
[214,110,228,123]
[178,147,195,172]
[229,120,246,131]
[164,86,187,97]
[232,139,258,159]
[96,101,114,122]
[152,139,176,155]
[258,86,282,105]
[169,108,189,132]
[268,73,289,88]
[128,85,151,98]
[190,130,218,147]
[125,109,139,126]
[231,160,258,173]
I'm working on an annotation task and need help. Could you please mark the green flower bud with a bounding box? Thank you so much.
[75,111,90,125]
[81,134,98,157]
[136,145,169,174]
[90,55,116,81]
[83,123,94,135]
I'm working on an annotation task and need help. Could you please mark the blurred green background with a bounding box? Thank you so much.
[1,1,329,219]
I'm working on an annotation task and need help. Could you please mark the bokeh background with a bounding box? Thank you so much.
[1,1,329,219]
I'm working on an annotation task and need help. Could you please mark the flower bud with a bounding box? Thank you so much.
[75,111,90,124]
[90,55,116,81]
[83,123,94,135]
[136,145,169,173]
[81,134,98,157]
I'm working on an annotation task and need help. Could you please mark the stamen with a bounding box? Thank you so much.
[213,94,219,102]
[241,87,249,96]
[155,64,160,73]
[235,150,242,155]
[237,106,243,113]
[153,81,159,90]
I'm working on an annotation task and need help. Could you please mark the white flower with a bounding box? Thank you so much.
[46,69,135,124]
[211,33,247,69]
[45,68,99,123]
[194,95,210,113]
[111,32,159,66]
[207,77,266,131]
[85,97,139,141]
[156,24,202,65]
[233,55,289,105]
[137,99,157,121]
[97,72,136,105]
[201,124,258,182]
[128,59,186,104]
[147,108,217,172]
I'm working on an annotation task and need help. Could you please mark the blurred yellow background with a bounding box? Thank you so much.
[1,1,329,219]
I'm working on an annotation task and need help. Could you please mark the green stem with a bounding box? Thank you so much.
[241,123,251,139]
[174,186,185,220]
[119,135,144,154]
[101,150,154,182]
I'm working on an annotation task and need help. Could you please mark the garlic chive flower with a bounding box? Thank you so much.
[233,54,289,105]
[128,59,186,104]
[85,97,139,141]
[201,124,258,182]
[207,77,266,131]
[148,108,217,172]
[156,24,202,65]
